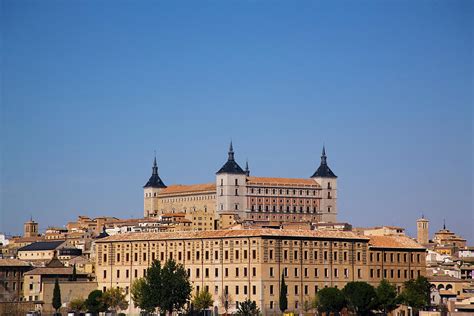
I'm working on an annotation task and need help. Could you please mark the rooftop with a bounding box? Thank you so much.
[96,228,370,243]
[160,183,216,195]
[368,235,425,249]
[0,258,32,267]
[17,240,65,251]
[246,177,319,187]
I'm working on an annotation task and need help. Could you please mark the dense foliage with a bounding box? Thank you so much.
[130,258,192,315]
[316,287,346,314]
[376,279,399,314]
[103,287,129,312]
[343,281,378,315]
[235,299,260,316]
[85,290,108,314]
[192,289,214,311]
[52,278,62,313]
[399,276,431,312]
[279,273,288,312]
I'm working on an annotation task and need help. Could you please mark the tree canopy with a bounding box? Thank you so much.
[69,298,86,312]
[376,279,399,314]
[52,278,62,313]
[192,289,214,311]
[130,259,192,315]
[343,282,377,315]
[316,287,346,314]
[85,290,108,314]
[400,276,431,312]
[235,299,260,316]
[279,273,288,313]
[103,287,129,312]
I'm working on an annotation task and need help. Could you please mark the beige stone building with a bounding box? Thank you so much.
[23,257,95,313]
[95,229,425,315]
[0,259,32,302]
[143,144,339,227]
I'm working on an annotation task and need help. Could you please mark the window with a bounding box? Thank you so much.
[294,285,299,295]
[252,285,256,295]
[235,286,239,295]
[252,267,256,277]
[117,270,120,278]
[235,268,239,277]
[270,267,274,277]
[103,254,107,263]
[103,270,107,279]
[215,268,219,277]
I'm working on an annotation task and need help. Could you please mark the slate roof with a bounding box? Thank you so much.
[143,156,167,188]
[144,173,167,188]
[311,164,337,178]
[216,142,246,175]
[17,240,65,252]
[311,146,337,178]
[216,159,246,174]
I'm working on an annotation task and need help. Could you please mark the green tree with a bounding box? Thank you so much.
[317,287,346,315]
[192,289,214,312]
[376,279,399,315]
[52,278,62,314]
[71,264,77,281]
[69,297,86,312]
[157,259,192,315]
[146,259,163,312]
[103,287,129,313]
[400,276,431,313]
[85,290,108,314]
[279,273,288,313]
[131,278,155,314]
[235,299,260,316]
[343,281,377,315]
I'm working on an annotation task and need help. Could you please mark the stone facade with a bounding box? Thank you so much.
[95,229,426,315]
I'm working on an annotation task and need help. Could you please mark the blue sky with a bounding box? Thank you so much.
[1,0,473,242]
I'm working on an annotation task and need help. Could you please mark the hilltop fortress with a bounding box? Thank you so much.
[143,143,338,229]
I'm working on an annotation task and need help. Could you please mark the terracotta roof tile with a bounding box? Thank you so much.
[0,258,32,267]
[160,183,216,195]
[247,177,320,187]
[368,235,425,249]
[96,228,369,243]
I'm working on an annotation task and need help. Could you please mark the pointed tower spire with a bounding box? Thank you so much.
[321,145,327,165]
[311,145,336,178]
[143,153,167,188]
[228,141,235,161]
[216,141,245,174]
[443,219,446,230]
[152,152,158,176]
[245,159,250,176]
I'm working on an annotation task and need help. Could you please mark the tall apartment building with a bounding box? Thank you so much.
[143,143,338,225]
[96,229,426,315]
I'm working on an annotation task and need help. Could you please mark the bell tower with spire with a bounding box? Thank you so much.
[311,146,338,222]
[216,141,247,220]
[143,154,167,217]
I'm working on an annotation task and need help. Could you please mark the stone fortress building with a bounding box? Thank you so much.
[143,143,338,228]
